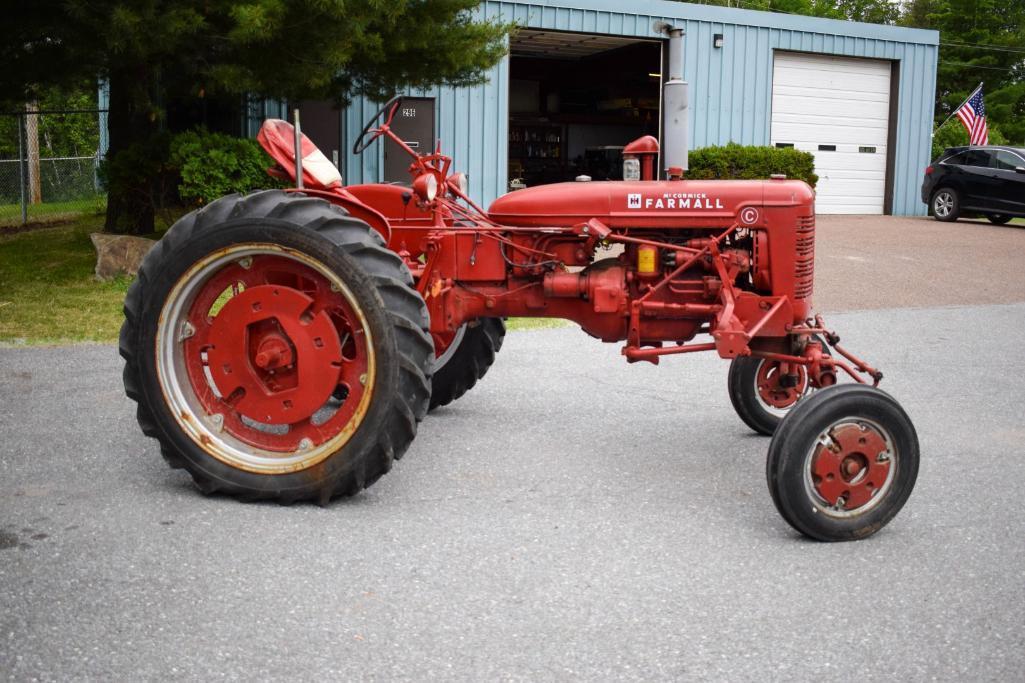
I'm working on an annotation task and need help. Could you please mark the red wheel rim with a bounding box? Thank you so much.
[156,245,376,473]
[808,421,894,514]
[756,360,808,411]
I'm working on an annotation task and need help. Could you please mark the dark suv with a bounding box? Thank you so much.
[921,146,1025,223]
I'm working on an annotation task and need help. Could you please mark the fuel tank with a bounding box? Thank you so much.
[488,179,814,229]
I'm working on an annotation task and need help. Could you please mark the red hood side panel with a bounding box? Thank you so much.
[488,180,814,228]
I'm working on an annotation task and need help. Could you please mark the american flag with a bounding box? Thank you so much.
[955,85,988,146]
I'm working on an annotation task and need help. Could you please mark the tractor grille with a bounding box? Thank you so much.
[794,214,815,300]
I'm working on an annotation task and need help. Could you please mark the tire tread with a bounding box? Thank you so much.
[429,317,506,410]
[120,190,432,504]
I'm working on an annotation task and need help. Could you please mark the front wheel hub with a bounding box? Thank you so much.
[756,360,809,413]
[808,421,895,515]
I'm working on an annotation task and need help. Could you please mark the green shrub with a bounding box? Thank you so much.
[170,129,279,206]
[687,143,818,187]
[97,131,176,219]
[930,120,1007,160]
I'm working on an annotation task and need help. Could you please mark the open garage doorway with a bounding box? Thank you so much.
[508,29,662,190]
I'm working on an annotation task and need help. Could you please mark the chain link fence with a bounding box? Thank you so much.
[0,109,107,227]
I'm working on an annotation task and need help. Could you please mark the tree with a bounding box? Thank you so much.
[683,0,899,23]
[0,1,511,234]
[901,0,1025,143]
[0,86,100,160]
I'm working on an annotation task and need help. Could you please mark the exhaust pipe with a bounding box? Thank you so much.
[655,23,688,179]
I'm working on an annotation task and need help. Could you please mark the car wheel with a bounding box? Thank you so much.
[987,214,1013,225]
[931,188,959,222]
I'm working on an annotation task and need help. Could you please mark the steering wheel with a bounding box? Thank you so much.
[353,95,403,155]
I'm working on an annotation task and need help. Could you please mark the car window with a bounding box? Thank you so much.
[943,151,969,165]
[963,150,991,167]
[993,150,1024,171]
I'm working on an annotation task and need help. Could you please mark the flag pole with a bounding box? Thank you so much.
[932,82,983,137]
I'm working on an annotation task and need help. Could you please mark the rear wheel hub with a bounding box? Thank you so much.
[158,246,376,471]
[205,284,342,425]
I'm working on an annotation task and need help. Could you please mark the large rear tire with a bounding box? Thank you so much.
[428,317,505,410]
[766,384,919,541]
[120,190,433,503]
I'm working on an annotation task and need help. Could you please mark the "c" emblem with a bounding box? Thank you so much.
[740,207,760,225]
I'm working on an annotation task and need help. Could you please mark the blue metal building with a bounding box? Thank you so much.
[248,0,939,215]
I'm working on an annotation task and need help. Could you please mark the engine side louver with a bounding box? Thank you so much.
[794,214,815,300]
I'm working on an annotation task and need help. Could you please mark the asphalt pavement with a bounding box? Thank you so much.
[2,301,1025,680]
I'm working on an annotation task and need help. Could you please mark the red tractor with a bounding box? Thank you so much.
[121,37,918,541]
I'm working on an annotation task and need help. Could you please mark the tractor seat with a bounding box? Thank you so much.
[257,119,343,191]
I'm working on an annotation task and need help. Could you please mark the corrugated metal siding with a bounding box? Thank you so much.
[335,0,937,215]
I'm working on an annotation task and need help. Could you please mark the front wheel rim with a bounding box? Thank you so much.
[156,244,376,474]
[802,418,897,518]
[754,359,810,418]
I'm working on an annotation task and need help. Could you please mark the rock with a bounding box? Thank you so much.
[90,233,156,280]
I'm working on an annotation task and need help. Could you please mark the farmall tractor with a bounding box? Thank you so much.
[121,28,919,541]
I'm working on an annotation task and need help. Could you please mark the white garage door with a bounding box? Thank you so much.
[771,52,891,214]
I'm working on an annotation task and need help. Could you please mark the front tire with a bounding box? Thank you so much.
[931,188,960,222]
[987,214,1012,225]
[120,190,433,503]
[766,384,919,541]
[729,356,814,436]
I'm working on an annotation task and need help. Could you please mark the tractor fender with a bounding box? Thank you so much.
[284,187,392,243]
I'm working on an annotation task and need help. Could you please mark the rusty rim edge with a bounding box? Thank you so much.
[155,243,377,475]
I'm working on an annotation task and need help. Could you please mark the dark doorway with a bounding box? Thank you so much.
[508,30,661,190]
[384,97,436,183]
[296,101,342,168]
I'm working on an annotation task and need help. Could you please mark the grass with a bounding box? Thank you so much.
[0,212,568,346]
[0,197,107,228]
[505,317,569,331]
[0,213,133,345]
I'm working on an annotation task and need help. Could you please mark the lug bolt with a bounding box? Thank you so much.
[877,451,890,463]
[834,496,846,510]
[298,438,313,450]
[359,373,368,386]
[238,257,253,269]
[210,413,224,431]
[179,321,195,341]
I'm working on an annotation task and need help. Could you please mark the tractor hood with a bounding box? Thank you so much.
[488,180,814,229]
